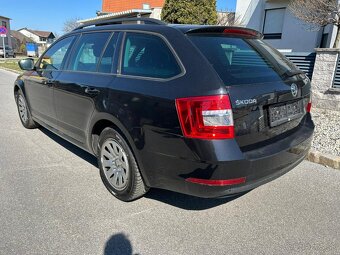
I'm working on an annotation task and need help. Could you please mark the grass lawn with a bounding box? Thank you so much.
[0,60,23,73]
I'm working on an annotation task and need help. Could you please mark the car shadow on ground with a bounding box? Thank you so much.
[38,127,98,167]
[38,127,249,210]
[145,188,248,210]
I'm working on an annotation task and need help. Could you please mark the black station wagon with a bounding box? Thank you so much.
[14,18,314,201]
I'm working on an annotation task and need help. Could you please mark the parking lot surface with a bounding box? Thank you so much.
[1,69,340,255]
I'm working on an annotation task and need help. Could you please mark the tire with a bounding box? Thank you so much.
[98,127,148,201]
[15,90,39,129]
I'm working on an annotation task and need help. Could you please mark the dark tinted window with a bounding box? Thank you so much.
[122,33,181,79]
[98,33,119,73]
[39,36,75,71]
[68,32,111,72]
[189,35,296,86]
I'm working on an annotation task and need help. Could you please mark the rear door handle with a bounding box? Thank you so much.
[84,86,100,95]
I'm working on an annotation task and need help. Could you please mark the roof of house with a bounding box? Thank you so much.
[78,9,152,24]
[18,28,55,38]
[10,30,34,43]
[0,15,11,20]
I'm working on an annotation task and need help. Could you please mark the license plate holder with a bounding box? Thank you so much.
[269,100,304,127]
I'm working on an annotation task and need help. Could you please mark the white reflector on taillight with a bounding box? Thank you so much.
[202,109,234,126]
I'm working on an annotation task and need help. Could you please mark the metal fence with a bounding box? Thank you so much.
[332,55,340,88]
[284,52,316,80]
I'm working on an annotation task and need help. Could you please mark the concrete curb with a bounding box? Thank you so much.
[307,150,340,170]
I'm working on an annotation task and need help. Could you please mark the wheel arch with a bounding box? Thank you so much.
[14,79,26,98]
[87,112,151,187]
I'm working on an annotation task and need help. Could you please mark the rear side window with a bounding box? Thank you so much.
[68,32,111,72]
[121,33,182,79]
[189,35,295,86]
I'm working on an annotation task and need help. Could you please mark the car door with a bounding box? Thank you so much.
[24,36,76,128]
[54,32,119,144]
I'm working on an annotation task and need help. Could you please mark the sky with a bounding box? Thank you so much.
[1,0,237,35]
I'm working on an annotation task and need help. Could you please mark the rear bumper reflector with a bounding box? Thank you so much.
[186,177,246,186]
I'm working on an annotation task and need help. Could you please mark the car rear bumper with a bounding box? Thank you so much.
[142,115,314,198]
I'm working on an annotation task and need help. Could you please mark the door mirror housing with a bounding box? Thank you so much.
[18,58,35,71]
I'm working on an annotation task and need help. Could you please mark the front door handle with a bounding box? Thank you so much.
[43,79,54,86]
[84,87,100,95]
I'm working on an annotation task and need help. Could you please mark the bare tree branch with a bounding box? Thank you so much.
[217,10,242,26]
[63,17,82,34]
[288,0,340,47]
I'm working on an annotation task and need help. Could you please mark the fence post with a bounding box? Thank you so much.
[311,48,340,111]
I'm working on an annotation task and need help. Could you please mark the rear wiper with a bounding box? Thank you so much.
[282,69,305,78]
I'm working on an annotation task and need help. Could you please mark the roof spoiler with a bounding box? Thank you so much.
[186,26,263,39]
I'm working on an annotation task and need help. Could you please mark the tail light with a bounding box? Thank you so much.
[306,98,312,113]
[175,95,234,139]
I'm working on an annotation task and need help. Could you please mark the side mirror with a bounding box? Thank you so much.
[18,58,35,71]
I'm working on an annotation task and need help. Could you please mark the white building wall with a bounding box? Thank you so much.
[236,0,337,52]
[18,29,48,45]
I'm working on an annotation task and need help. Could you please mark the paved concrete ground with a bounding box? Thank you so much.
[0,69,340,255]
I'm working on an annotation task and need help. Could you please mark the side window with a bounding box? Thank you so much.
[39,36,75,71]
[68,32,111,72]
[121,33,182,79]
[98,33,119,73]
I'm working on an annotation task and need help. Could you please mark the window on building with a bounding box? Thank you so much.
[320,33,329,48]
[2,21,7,28]
[263,8,286,39]
[68,32,111,72]
[121,33,182,79]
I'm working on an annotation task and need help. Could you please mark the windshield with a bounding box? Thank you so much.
[189,35,297,86]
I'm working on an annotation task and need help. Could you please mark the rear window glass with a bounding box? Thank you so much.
[189,35,296,86]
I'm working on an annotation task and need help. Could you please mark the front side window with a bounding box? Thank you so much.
[68,32,111,72]
[121,33,182,79]
[39,36,75,71]
[263,8,286,39]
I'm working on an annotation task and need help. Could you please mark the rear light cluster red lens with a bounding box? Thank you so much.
[306,98,312,113]
[306,102,312,113]
[175,95,234,139]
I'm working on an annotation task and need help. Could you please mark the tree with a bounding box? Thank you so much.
[288,0,340,48]
[161,0,217,25]
[63,17,81,34]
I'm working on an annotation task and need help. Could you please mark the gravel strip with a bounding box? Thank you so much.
[311,108,340,156]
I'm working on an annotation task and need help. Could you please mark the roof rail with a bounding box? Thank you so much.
[73,17,167,31]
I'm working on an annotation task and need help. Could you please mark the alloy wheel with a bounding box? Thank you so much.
[18,95,28,123]
[101,139,130,191]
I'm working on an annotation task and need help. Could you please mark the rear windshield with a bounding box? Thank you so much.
[189,35,296,86]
